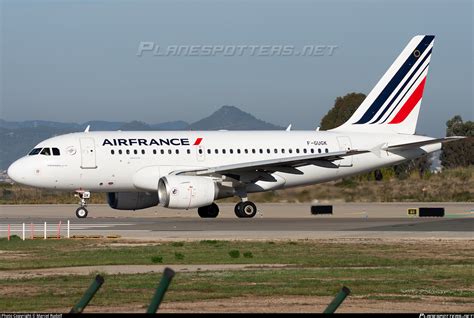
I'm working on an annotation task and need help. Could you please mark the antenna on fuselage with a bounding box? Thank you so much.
[84,125,90,133]
[286,124,292,131]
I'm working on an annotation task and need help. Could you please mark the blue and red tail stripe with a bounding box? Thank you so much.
[380,61,430,124]
[353,35,434,124]
[389,77,427,124]
[371,48,432,124]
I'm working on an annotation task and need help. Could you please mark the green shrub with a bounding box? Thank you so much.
[200,240,219,245]
[228,250,240,258]
[243,251,253,258]
[151,256,163,263]
[174,252,184,260]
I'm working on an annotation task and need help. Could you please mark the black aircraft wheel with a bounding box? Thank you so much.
[198,203,219,218]
[76,207,88,219]
[234,202,244,218]
[238,201,257,218]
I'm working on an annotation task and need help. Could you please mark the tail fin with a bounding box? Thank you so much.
[333,35,435,134]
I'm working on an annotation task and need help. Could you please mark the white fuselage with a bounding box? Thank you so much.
[7,130,439,193]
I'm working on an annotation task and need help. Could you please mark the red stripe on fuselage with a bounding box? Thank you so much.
[389,77,426,124]
[193,137,203,145]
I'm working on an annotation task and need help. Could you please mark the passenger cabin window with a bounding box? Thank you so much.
[40,148,51,156]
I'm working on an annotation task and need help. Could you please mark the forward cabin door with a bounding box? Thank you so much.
[336,136,353,167]
[79,137,97,169]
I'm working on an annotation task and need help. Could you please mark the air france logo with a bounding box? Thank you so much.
[102,138,203,147]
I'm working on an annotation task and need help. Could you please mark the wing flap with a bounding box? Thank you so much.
[172,149,368,176]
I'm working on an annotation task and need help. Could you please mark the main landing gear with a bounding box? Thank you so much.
[234,190,258,218]
[234,201,257,218]
[74,190,90,218]
[197,201,258,218]
[197,203,220,218]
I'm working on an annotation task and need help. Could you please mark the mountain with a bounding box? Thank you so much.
[189,106,282,130]
[151,120,189,130]
[0,119,82,130]
[0,106,282,170]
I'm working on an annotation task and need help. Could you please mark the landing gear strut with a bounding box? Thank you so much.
[198,203,219,218]
[74,190,90,218]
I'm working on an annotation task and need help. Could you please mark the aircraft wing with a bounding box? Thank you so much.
[384,136,466,151]
[173,149,369,176]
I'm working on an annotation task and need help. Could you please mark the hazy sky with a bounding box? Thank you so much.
[1,0,472,137]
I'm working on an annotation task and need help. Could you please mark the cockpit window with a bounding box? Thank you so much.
[28,148,42,156]
[28,147,60,156]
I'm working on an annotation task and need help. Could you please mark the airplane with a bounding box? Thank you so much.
[7,35,464,219]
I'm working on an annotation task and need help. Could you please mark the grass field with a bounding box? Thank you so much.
[0,238,473,312]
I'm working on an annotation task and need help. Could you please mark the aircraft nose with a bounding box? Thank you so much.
[7,159,26,184]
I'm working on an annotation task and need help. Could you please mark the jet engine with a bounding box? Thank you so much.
[158,175,217,209]
[107,192,159,210]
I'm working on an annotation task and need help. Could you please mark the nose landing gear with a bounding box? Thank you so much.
[74,190,90,218]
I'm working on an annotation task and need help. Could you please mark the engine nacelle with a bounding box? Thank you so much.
[107,192,159,210]
[158,175,217,209]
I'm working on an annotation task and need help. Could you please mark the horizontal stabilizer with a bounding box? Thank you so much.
[384,136,465,151]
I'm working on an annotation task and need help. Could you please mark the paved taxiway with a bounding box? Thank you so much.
[1,203,472,240]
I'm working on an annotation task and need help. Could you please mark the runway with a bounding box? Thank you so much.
[1,203,472,240]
